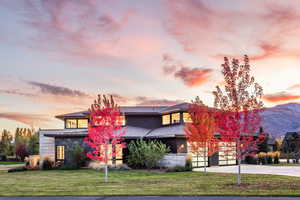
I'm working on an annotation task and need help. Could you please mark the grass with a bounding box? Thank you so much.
[1,169,300,196]
[0,161,24,165]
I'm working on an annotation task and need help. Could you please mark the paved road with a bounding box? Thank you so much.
[0,164,24,171]
[200,165,300,177]
[0,197,300,200]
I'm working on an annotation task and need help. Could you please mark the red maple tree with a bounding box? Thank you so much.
[185,97,219,173]
[213,55,264,185]
[84,94,126,183]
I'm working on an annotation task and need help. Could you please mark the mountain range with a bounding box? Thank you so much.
[262,103,300,138]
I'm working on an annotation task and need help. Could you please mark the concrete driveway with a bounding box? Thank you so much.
[201,164,300,177]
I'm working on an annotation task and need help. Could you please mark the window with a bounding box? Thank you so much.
[65,118,88,128]
[183,112,192,123]
[66,119,77,128]
[117,116,126,126]
[162,114,170,125]
[56,146,65,160]
[171,113,180,124]
[78,119,88,128]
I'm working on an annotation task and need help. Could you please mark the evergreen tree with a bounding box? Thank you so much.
[0,129,14,156]
[28,132,39,155]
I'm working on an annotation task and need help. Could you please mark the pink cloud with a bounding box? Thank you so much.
[0,112,51,126]
[263,92,300,102]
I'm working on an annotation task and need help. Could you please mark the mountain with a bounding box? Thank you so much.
[262,103,300,138]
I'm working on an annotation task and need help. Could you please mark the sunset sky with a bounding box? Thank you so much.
[1,0,300,132]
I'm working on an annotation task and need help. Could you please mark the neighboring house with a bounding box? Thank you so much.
[283,129,300,153]
[39,103,237,168]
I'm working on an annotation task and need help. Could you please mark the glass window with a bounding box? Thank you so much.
[183,112,192,123]
[117,116,126,126]
[171,113,180,124]
[56,146,65,160]
[66,119,77,128]
[78,119,88,128]
[162,114,170,125]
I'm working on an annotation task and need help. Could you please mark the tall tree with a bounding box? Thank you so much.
[0,129,14,156]
[28,131,39,155]
[84,94,126,183]
[213,55,264,185]
[185,96,218,173]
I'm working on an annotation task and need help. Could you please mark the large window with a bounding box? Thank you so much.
[171,113,180,124]
[56,146,65,160]
[183,112,192,123]
[162,114,170,125]
[65,118,88,129]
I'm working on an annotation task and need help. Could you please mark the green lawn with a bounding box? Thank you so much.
[1,169,300,196]
[0,161,24,165]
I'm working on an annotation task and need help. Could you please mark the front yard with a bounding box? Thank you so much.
[1,169,300,196]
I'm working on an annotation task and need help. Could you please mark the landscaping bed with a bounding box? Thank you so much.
[1,169,300,196]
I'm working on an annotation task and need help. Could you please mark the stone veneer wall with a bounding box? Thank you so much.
[158,153,187,168]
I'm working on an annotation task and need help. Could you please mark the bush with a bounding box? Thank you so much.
[72,144,87,168]
[274,151,280,164]
[88,161,131,171]
[245,155,258,164]
[185,155,193,171]
[127,139,169,169]
[41,157,54,170]
[258,152,267,165]
[59,164,78,170]
[16,144,29,161]
[166,164,192,172]
[266,152,274,164]
[0,154,7,161]
[8,166,27,173]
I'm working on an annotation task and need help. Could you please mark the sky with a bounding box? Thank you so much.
[1,0,300,132]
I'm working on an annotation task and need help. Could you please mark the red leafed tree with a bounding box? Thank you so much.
[84,94,126,183]
[185,96,219,173]
[213,55,264,185]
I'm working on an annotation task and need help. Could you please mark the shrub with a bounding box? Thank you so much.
[166,165,191,172]
[258,152,267,165]
[245,155,258,164]
[267,152,274,164]
[16,144,29,161]
[185,155,193,171]
[0,154,7,161]
[72,144,87,168]
[127,139,169,169]
[88,161,131,171]
[274,151,280,164]
[59,163,78,170]
[8,166,27,173]
[41,157,54,170]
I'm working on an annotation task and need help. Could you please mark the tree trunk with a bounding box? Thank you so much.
[237,158,241,185]
[104,144,108,183]
[204,143,207,173]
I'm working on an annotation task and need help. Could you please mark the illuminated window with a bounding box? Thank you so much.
[56,146,65,160]
[78,119,88,128]
[162,114,170,125]
[218,142,236,165]
[183,112,192,123]
[66,119,77,128]
[171,113,180,124]
[117,116,126,126]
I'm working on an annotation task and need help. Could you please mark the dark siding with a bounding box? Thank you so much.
[209,152,219,166]
[126,115,162,129]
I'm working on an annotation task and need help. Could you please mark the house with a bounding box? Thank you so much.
[39,103,237,168]
[283,129,300,153]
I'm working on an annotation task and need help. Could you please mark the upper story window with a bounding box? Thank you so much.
[78,119,88,128]
[171,113,180,124]
[183,112,192,123]
[65,118,88,129]
[162,114,170,125]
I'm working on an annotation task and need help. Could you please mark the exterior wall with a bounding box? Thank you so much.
[158,153,187,168]
[126,115,161,129]
[55,137,87,164]
[159,138,187,154]
[39,131,55,161]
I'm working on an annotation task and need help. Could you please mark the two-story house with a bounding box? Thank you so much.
[39,103,237,168]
